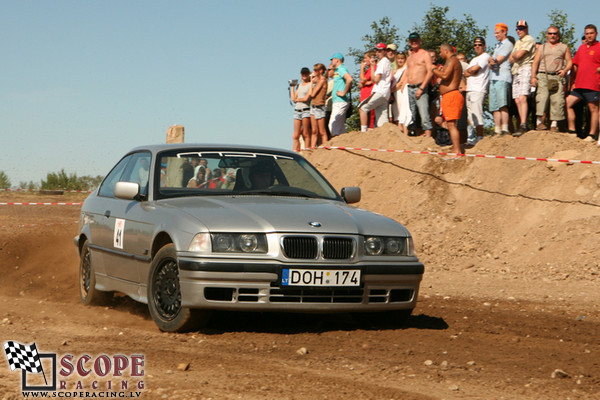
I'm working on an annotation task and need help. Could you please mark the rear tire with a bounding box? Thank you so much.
[147,244,210,332]
[79,240,111,306]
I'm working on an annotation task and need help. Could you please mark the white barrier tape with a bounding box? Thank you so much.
[0,202,83,206]
[0,221,78,229]
[0,188,92,193]
[310,146,600,165]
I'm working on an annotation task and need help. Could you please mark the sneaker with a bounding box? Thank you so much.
[583,136,595,142]
[567,130,577,135]
[536,122,548,130]
[550,126,558,132]
[513,125,527,137]
[499,130,510,137]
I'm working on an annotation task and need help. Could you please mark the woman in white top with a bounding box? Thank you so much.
[390,52,410,134]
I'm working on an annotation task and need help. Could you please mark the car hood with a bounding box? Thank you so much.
[157,196,410,236]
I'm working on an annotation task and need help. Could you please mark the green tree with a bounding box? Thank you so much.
[0,171,10,189]
[346,17,401,132]
[41,170,105,191]
[347,17,401,66]
[408,5,487,60]
[19,180,39,190]
[537,9,576,51]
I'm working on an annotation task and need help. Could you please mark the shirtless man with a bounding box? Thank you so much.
[399,32,434,136]
[432,44,464,157]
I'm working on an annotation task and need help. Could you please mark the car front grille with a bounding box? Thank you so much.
[282,236,318,259]
[282,236,354,259]
[270,287,364,303]
[203,286,414,305]
[323,237,354,259]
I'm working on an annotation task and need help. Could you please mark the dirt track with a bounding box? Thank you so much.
[1,128,600,399]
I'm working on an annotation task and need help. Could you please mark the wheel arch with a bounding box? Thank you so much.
[152,232,174,259]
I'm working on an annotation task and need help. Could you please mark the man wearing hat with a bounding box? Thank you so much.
[510,20,536,136]
[358,43,392,131]
[387,43,398,70]
[489,23,514,136]
[328,52,353,137]
[399,32,435,137]
[464,36,491,144]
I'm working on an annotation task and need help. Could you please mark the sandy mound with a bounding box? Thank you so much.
[305,124,600,283]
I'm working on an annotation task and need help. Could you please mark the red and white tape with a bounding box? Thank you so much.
[0,202,83,206]
[0,188,92,193]
[311,146,600,165]
[0,221,78,229]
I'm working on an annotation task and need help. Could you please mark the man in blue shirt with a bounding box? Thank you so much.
[489,23,514,136]
[328,52,353,136]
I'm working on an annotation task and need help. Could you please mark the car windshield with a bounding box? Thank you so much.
[155,149,341,201]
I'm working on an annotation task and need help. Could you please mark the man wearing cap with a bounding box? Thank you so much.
[387,44,398,70]
[509,20,536,136]
[489,23,514,136]
[566,24,600,142]
[464,37,491,144]
[328,52,353,137]
[531,25,572,132]
[358,43,392,131]
[399,32,435,137]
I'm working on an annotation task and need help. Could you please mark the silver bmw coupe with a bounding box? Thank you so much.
[75,144,423,331]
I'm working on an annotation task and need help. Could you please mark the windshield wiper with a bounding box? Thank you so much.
[235,189,322,199]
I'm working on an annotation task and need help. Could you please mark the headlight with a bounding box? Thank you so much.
[364,236,413,256]
[365,237,384,255]
[211,233,267,253]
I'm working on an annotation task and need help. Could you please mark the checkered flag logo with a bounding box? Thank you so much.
[3,341,44,374]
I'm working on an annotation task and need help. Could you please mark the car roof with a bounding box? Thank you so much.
[128,143,299,157]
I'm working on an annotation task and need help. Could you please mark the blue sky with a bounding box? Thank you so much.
[0,0,594,186]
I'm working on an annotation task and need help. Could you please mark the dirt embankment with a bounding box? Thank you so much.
[1,127,599,399]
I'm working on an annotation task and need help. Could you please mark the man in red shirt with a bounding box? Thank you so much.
[566,24,600,141]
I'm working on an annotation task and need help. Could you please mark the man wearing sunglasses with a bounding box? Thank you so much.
[566,24,600,142]
[531,26,572,132]
[509,20,536,137]
[489,23,514,136]
[464,37,491,145]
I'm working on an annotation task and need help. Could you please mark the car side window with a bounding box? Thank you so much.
[98,155,134,198]
[119,152,152,196]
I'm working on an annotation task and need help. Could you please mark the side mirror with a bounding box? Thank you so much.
[341,187,361,204]
[114,181,140,200]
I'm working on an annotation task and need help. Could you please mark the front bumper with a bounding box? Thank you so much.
[178,259,423,312]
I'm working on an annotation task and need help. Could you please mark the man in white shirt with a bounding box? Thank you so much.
[464,37,491,144]
[358,43,392,131]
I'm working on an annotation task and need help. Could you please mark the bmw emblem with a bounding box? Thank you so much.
[309,221,322,227]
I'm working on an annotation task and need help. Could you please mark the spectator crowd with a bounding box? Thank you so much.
[289,21,600,155]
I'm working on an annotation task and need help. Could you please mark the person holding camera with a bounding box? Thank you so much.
[290,67,312,151]
[310,63,328,148]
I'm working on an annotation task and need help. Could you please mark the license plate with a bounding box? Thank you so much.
[281,269,361,287]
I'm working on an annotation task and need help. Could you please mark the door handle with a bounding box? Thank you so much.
[104,210,111,218]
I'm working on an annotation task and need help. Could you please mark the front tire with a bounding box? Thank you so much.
[79,240,111,306]
[147,244,209,332]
